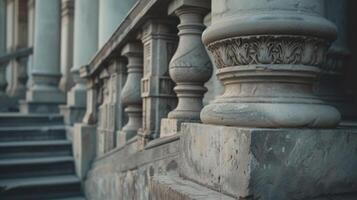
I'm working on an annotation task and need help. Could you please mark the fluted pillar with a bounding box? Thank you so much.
[118,43,143,145]
[22,0,63,113]
[98,0,136,48]
[200,0,341,128]
[59,0,74,93]
[314,0,356,121]
[61,0,98,125]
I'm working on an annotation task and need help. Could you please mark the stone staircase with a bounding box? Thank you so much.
[0,114,84,200]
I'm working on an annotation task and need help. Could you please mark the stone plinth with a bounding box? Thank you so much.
[179,123,357,199]
[73,123,97,180]
[160,118,198,138]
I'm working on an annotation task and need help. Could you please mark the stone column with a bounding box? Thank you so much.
[314,0,356,122]
[21,0,64,113]
[138,19,177,145]
[0,0,13,111]
[200,0,341,128]
[118,42,143,146]
[26,0,35,89]
[61,0,98,126]
[160,0,211,137]
[98,0,136,48]
[59,0,74,93]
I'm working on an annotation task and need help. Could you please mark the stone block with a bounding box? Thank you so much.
[59,105,85,126]
[160,118,199,138]
[179,123,357,200]
[19,100,62,114]
[150,175,235,200]
[73,123,97,180]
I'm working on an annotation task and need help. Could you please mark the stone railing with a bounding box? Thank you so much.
[74,0,351,183]
[0,47,33,111]
[75,0,214,165]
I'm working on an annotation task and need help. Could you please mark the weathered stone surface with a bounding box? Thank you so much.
[84,138,179,200]
[73,123,96,180]
[150,175,235,200]
[179,123,357,199]
[200,0,341,128]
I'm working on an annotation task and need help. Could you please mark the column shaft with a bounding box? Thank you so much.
[59,0,74,93]
[61,0,99,125]
[22,0,64,113]
[98,0,136,47]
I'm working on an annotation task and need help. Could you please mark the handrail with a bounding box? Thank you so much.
[0,47,33,65]
[82,0,175,78]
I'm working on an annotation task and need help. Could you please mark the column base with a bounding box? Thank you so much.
[73,123,97,180]
[59,105,85,126]
[201,102,341,128]
[21,87,66,113]
[179,123,357,199]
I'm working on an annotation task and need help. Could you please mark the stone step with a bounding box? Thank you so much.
[0,113,63,127]
[0,156,75,179]
[0,125,66,142]
[0,175,82,199]
[0,140,72,159]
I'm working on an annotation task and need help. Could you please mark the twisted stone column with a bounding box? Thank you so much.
[314,0,356,121]
[22,0,64,113]
[167,3,212,121]
[118,43,143,145]
[200,0,341,128]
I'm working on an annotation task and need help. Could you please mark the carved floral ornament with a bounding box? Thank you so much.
[206,35,329,69]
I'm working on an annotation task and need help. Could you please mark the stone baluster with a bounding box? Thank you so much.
[138,19,178,146]
[113,58,128,145]
[61,0,98,126]
[314,0,356,122]
[59,0,74,93]
[200,0,341,128]
[160,0,211,137]
[98,0,136,48]
[6,0,28,100]
[118,42,143,146]
[21,0,64,113]
[96,69,114,156]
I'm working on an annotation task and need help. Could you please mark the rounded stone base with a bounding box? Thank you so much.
[200,102,341,128]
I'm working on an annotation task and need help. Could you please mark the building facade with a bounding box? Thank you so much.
[0,0,357,199]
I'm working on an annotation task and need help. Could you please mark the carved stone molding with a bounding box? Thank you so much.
[207,35,328,69]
